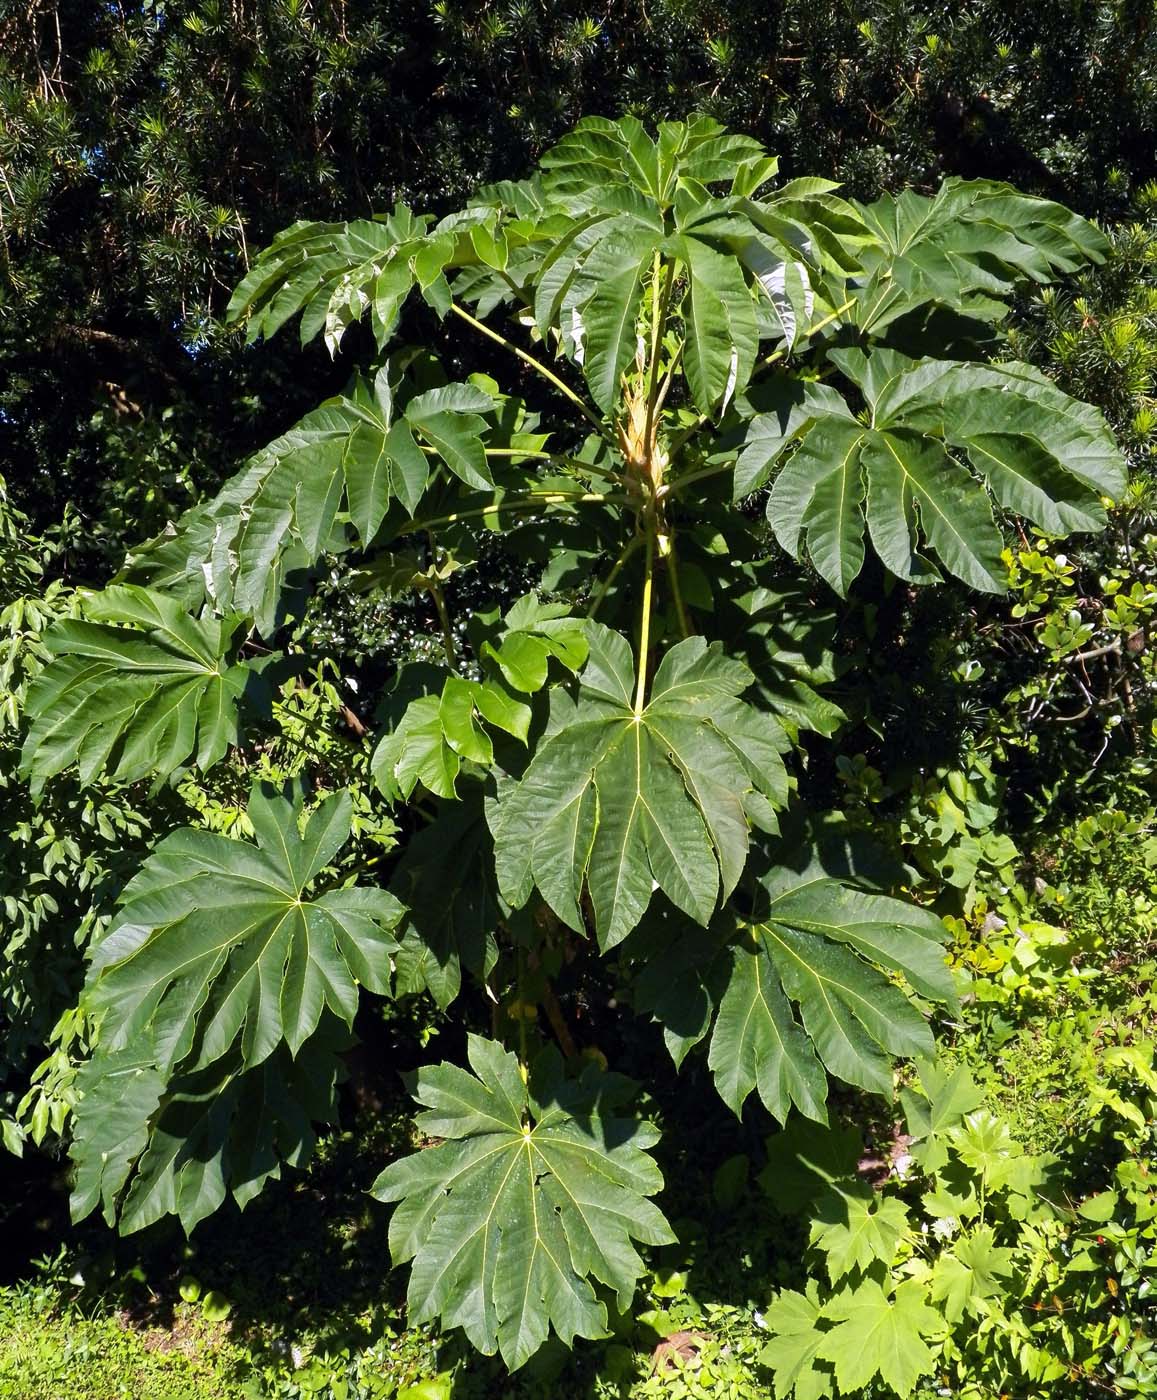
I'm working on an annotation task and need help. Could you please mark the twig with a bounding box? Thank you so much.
[542,981,579,1059]
[406,489,625,535]
[449,302,608,438]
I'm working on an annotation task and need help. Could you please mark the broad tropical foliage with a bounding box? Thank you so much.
[12,114,1134,1371]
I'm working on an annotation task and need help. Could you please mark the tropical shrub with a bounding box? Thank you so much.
[15,116,1130,1372]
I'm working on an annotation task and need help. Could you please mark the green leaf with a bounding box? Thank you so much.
[70,1032,343,1234]
[816,1278,939,1398]
[388,792,501,1008]
[758,1119,863,1214]
[1077,1189,1120,1223]
[769,348,1125,596]
[491,628,790,948]
[708,931,828,1124]
[734,380,849,497]
[849,178,1109,333]
[754,872,956,1005]
[863,428,1004,593]
[69,1047,164,1226]
[674,233,759,415]
[200,1291,232,1323]
[946,1109,1027,1191]
[809,1184,911,1281]
[20,585,255,792]
[627,909,731,1068]
[570,228,656,415]
[480,596,590,693]
[399,1380,454,1400]
[901,1058,985,1147]
[227,208,429,349]
[406,384,496,491]
[889,357,1127,502]
[960,433,1106,534]
[930,1225,1014,1323]
[190,370,495,630]
[703,863,948,1120]
[86,785,402,1075]
[373,604,582,801]
[373,694,462,800]
[760,1284,834,1400]
[371,1037,675,1369]
[768,418,868,594]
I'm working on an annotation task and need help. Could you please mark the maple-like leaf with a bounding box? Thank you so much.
[809,1183,912,1281]
[816,1278,940,1398]
[85,784,401,1074]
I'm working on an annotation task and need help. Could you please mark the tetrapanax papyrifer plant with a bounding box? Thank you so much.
[19,116,1127,1369]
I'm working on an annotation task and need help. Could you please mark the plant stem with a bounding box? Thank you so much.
[665,540,692,638]
[419,442,627,485]
[449,301,608,438]
[425,532,456,665]
[633,516,656,714]
[407,489,626,535]
[430,583,455,664]
[755,294,857,374]
[588,533,644,619]
[643,257,675,460]
[493,448,628,485]
[516,946,529,1073]
[542,979,579,1059]
[664,460,736,498]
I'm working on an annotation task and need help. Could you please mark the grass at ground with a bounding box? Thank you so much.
[0,1277,249,1400]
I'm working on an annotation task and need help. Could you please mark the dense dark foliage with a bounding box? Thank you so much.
[4,0,1157,570]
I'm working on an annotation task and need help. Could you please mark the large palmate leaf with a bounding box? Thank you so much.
[70,1031,343,1234]
[490,626,791,949]
[227,204,439,351]
[20,584,258,793]
[846,178,1109,333]
[197,369,497,634]
[634,856,952,1123]
[86,785,402,1076]
[371,1036,675,1369]
[761,347,1127,595]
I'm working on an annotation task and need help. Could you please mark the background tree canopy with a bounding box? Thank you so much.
[3,0,1155,574]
